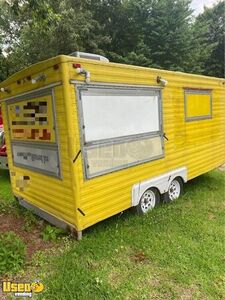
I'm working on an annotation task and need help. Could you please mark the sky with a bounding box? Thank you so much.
[191,0,219,15]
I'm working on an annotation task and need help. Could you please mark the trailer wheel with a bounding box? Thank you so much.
[136,188,160,215]
[163,177,184,202]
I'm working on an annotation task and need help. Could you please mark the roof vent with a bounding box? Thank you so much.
[70,51,109,62]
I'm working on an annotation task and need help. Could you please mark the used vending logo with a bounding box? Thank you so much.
[2,280,44,298]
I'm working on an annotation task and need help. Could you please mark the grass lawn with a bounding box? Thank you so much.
[0,169,224,299]
[0,170,15,213]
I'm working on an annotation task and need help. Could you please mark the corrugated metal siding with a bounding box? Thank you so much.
[1,65,77,228]
[0,56,224,232]
[67,58,225,230]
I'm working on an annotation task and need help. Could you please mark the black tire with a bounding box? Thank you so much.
[136,187,160,215]
[163,177,184,203]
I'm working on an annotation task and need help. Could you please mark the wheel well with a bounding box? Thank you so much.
[149,186,161,196]
[174,176,185,184]
[139,186,161,200]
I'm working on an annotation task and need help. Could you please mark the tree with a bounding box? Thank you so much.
[139,0,195,71]
[195,1,225,78]
[0,0,224,81]
[0,0,110,78]
[0,45,8,82]
[183,13,215,75]
[89,0,198,71]
[88,0,152,65]
[0,0,20,79]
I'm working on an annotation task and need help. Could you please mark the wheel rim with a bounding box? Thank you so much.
[140,190,156,213]
[168,179,181,201]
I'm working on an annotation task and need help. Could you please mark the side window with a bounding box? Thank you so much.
[184,89,212,121]
[7,89,61,178]
[77,85,164,179]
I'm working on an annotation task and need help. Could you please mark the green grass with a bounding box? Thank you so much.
[0,169,224,299]
[0,231,26,275]
[0,169,16,213]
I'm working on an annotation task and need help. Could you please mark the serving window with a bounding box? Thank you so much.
[184,89,212,121]
[77,85,164,179]
[8,95,55,142]
[7,88,61,178]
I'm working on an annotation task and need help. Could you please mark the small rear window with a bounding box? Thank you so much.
[184,89,212,121]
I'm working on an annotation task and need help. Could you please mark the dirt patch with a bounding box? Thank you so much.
[130,251,149,264]
[0,213,56,261]
[208,213,216,220]
[179,285,207,300]
[0,213,57,299]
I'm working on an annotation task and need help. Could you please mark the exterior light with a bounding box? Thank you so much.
[31,74,47,84]
[157,76,168,86]
[53,64,59,70]
[73,63,81,69]
[0,87,11,93]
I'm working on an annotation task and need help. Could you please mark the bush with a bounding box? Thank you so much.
[41,225,66,241]
[22,210,40,232]
[0,231,26,275]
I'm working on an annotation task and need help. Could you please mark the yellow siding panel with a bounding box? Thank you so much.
[65,57,225,230]
[0,82,78,229]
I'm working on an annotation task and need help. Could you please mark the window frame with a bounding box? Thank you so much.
[184,88,213,122]
[5,85,62,179]
[75,83,164,179]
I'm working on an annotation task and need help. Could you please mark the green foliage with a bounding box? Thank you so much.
[41,225,66,241]
[0,170,17,213]
[195,0,225,78]
[186,16,215,74]
[22,210,39,232]
[0,0,110,75]
[0,0,223,80]
[136,0,194,71]
[41,171,224,299]
[0,231,26,275]
[0,161,224,297]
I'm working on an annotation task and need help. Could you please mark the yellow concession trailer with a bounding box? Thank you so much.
[0,53,224,239]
